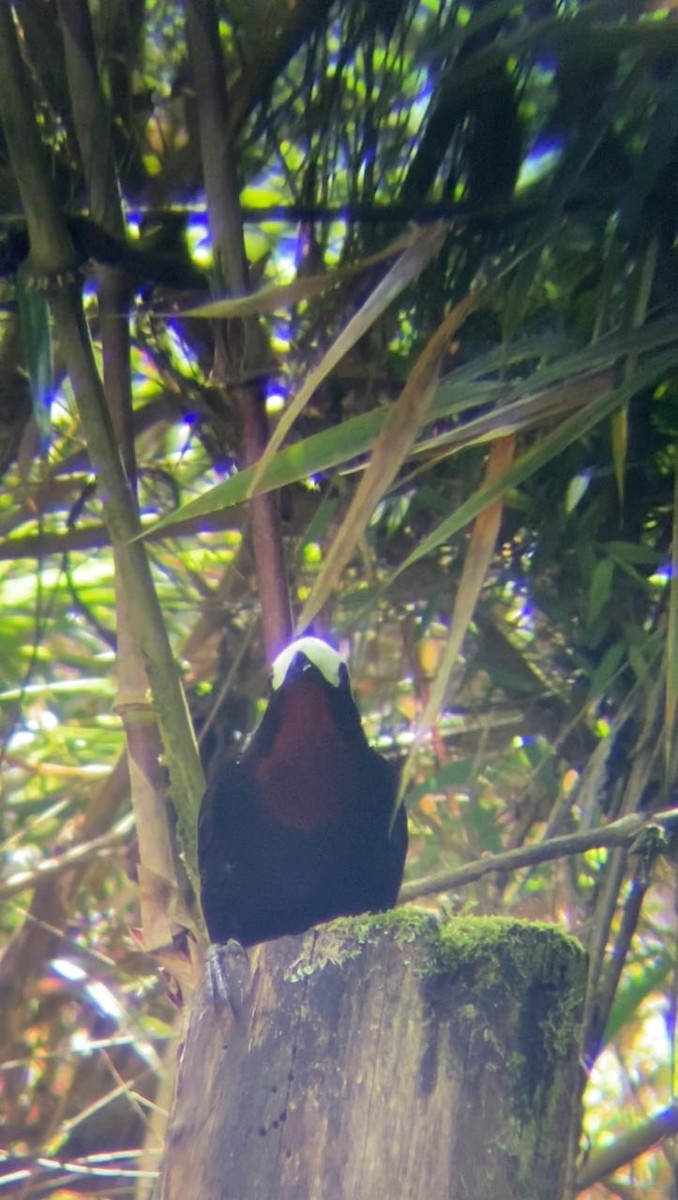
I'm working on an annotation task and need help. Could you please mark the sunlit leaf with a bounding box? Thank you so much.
[565,470,593,514]
[389,351,678,583]
[247,224,451,496]
[398,435,516,804]
[297,288,482,629]
[181,229,415,318]
[610,407,627,507]
[143,316,678,537]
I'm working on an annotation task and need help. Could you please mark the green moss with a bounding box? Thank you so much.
[286,911,585,1006]
[436,915,582,977]
[429,914,587,1177]
[333,906,439,943]
[284,907,437,982]
[435,916,586,1064]
[283,910,584,1188]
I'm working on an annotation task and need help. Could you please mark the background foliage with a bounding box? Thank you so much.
[1,0,678,1195]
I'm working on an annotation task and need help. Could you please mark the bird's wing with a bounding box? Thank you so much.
[197,760,251,943]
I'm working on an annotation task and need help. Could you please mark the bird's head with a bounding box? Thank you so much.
[271,636,348,692]
[249,637,365,764]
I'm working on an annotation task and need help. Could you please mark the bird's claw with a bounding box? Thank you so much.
[205,940,250,1016]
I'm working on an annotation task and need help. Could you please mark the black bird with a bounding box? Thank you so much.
[198,637,407,946]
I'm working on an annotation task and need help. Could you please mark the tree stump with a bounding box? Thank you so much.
[159,914,586,1200]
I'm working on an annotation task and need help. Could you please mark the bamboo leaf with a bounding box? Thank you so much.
[142,318,678,537]
[296,289,483,630]
[613,238,659,504]
[397,435,516,805]
[587,557,615,630]
[603,542,663,566]
[181,229,415,318]
[589,641,626,700]
[247,223,450,497]
[610,407,628,507]
[389,351,678,582]
[565,470,593,514]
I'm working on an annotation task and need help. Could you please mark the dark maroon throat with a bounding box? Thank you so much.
[255,679,352,831]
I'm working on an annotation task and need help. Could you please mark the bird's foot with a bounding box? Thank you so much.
[204,940,250,1016]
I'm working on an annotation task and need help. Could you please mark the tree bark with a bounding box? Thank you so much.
[160,915,586,1200]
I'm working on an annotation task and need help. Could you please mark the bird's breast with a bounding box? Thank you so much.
[254,680,355,832]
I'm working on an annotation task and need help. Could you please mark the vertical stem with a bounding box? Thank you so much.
[57,0,197,945]
[185,0,292,663]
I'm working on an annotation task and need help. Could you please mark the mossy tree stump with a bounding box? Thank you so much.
[160,914,586,1200]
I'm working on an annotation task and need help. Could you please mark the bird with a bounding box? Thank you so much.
[198,636,407,947]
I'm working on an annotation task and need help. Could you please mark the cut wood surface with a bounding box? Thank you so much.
[160,914,586,1200]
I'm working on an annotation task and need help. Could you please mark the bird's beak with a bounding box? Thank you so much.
[281,652,313,686]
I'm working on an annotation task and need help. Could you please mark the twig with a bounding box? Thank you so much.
[0,826,131,902]
[398,808,678,903]
[580,672,664,1061]
[583,869,650,1066]
[576,1103,678,1191]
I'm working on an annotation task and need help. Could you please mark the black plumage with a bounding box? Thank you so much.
[198,638,407,946]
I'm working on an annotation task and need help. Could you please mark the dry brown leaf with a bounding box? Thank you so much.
[297,288,483,631]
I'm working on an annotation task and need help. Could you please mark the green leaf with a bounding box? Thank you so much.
[589,641,626,699]
[602,542,664,566]
[143,319,678,538]
[182,228,414,318]
[388,351,678,583]
[565,470,592,514]
[587,557,615,630]
[610,406,627,506]
[248,224,450,497]
[17,264,53,445]
[297,289,482,631]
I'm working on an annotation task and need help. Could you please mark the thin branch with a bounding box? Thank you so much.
[583,869,650,1066]
[0,827,131,902]
[398,809,678,903]
[0,507,243,560]
[576,1103,678,1192]
[185,0,292,662]
[581,672,665,1059]
[0,193,627,235]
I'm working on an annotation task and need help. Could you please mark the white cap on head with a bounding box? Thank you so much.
[271,636,345,691]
